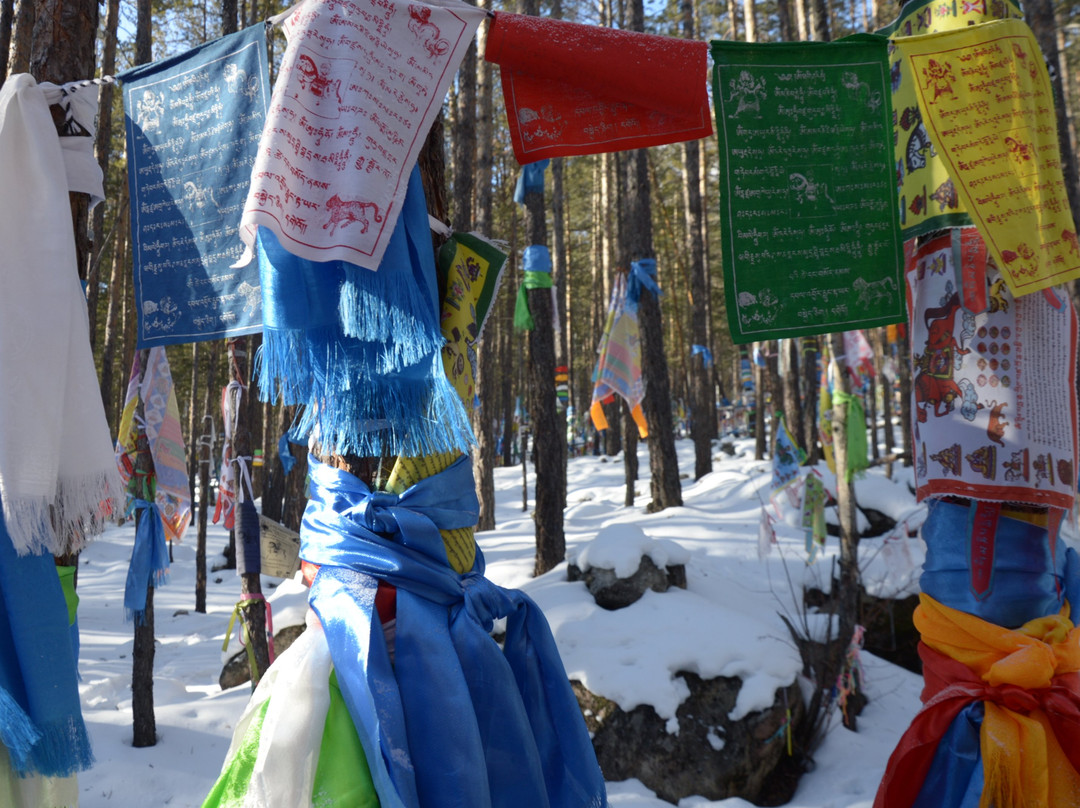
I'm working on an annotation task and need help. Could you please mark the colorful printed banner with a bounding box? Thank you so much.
[437,232,508,404]
[590,273,648,437]
[114,349,192,543]
[879,0,1023,237]
[121,25,269,348]
[907,231,1078,509]
[240,0,485,269]
[771,415,805,494]
[895,19,1080,296]
[711,36,905,343]
[486,12,712,165]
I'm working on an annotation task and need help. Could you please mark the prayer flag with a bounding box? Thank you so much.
[120,25,270,347]
[711,36,905,343]
[801,473,827,559]
[485,12,712,165]
[771,415,804,494]
[894,19,1080,296]
[240,0,486,270]
[590,273,647,437]
[906,230,1078,509]
[878,0,1023,237]
[437,232,508,405]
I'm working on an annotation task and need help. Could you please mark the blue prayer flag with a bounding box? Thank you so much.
[120,25,270,347]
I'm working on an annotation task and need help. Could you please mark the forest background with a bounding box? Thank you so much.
[3,0,1080,597]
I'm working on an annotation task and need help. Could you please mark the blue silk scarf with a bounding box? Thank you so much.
[303,456,607,808]
[256,165,472,460]
[124,499,170,624]
[0,508,92,776]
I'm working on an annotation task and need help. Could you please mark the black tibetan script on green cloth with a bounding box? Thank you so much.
[711,35,905,344]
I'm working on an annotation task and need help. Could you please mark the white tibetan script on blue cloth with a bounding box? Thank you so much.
[121,25,269,347]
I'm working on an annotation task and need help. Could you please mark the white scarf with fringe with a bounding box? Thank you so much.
[0,74,122,556]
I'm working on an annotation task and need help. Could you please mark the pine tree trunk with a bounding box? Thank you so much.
[0,0,13,84]
[131,350,157,747]
[472,2,497,531]
[88,0,121,352]
[227,339,270,685]
[802,336,820,463]
[827,333,861,730]
[100,191,128,430]
[221,0,238,36]
[683,0,713,483]
[625,0,681,513]
[782,339,805,454]
[6,0,33,76]
[195,340,220,614]
[623,398,638,507]
[522,178,567,576]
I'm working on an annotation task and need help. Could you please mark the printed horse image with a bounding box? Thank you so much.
[913,291,970,421]
[324,196,383,236]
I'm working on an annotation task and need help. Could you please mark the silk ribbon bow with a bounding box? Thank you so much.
[302,455,607,808]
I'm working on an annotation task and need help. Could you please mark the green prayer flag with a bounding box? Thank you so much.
[710,35,905,344]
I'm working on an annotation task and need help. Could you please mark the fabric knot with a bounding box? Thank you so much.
[357,490,401,533]
[460,572,516,632]
[983,683,1041,714]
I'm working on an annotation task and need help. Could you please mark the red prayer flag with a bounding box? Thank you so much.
[484,12,713,164]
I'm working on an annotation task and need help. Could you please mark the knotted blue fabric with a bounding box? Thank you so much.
[303,456,607,808]
[513,159,549,204]
[626,258,661,313]
[124,499,170,624]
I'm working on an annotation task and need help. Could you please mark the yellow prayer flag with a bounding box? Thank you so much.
[894,19,1080,296]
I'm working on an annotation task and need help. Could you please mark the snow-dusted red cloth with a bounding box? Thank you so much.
[484,12,712,165]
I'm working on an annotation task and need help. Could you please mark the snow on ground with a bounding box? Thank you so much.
[74,438,926,807]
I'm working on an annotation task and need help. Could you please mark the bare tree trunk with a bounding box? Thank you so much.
[754,348,766,460]
[742,0,757,41]
[623,398,638,507]
[221,0,238,36]
[227,339,269,684]
[827,333,861,730]
[803,336,820,464]
[130,350,156,748]
[88,0,121,352]
[100,189,128,431]
[522,166,567,575]
[195,340,220,614]
[6,0,32,76]
[897,325,913,466]
[776,0,795,41]
[621,0,682,513]
[683,0,713,483]
[0,0,13,84]
[782,339,805,454]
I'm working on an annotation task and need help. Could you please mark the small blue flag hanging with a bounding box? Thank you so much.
[120,25,270,347]
[771,415,805,494]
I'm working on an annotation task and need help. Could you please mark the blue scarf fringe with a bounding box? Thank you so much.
[256,166,473,458]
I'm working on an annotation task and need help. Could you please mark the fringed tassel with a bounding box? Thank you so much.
[53,468,124,553]
[21,713,94,778]
[339,263,444,367]
[0,685,40,773]
[0,495,54,557]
